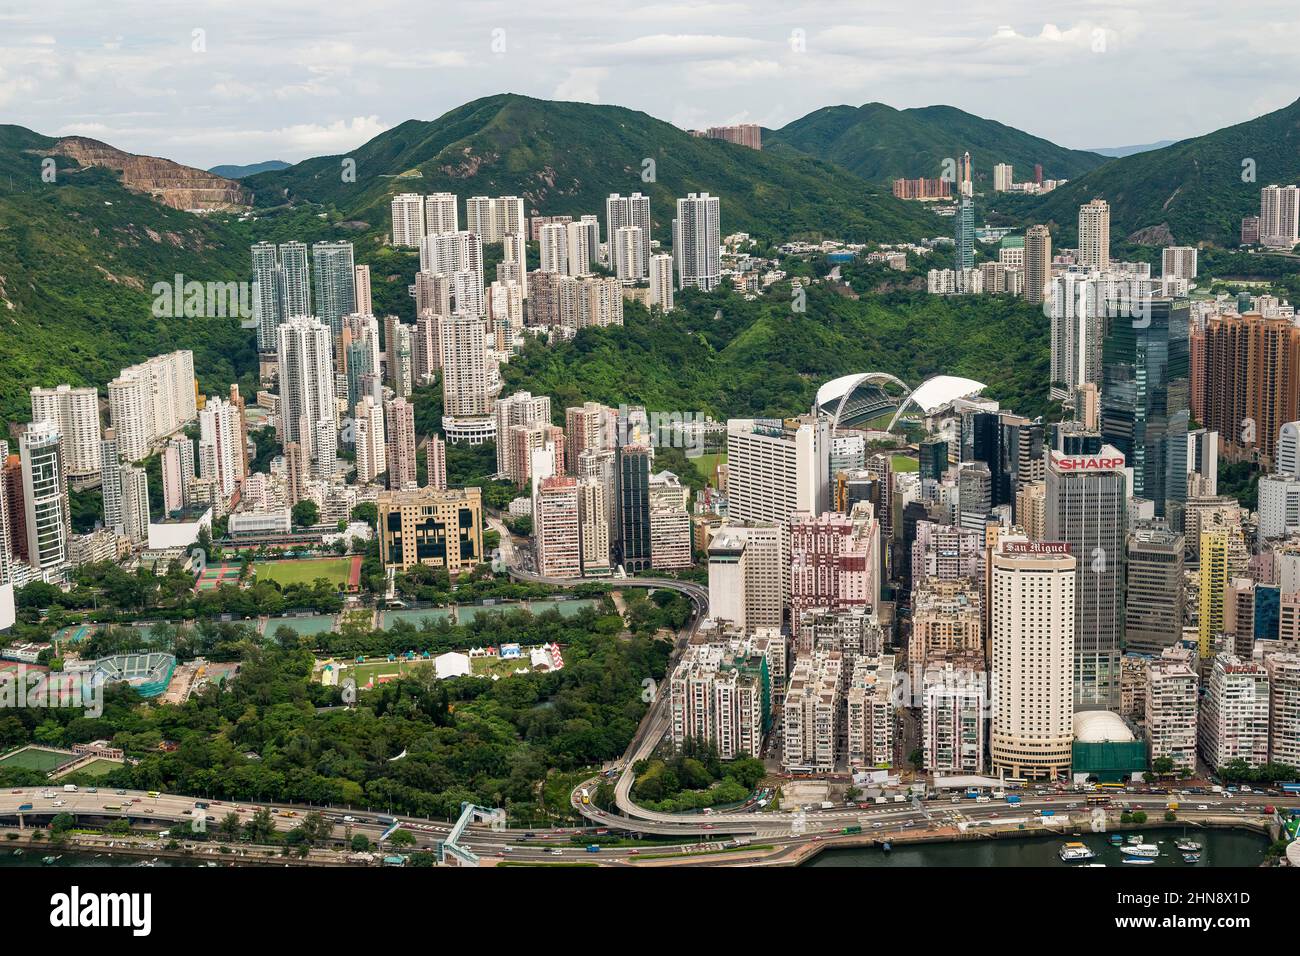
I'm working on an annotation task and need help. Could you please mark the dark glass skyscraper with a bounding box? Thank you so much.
[1101,298,1190,521]
[616,443,652,572]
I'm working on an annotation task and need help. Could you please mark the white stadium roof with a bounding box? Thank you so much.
[1073,711,1136,743]
[905,375,987,414]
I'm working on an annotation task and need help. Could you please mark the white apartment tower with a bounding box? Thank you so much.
[1077,198,1111,271]
[606,192,651,274]
[673,192,721,291]
[466,195,526,242]
[1144,654,1199,772]
[20,422,71,575]
[276,317,336,468]
[353,396,387,484]
[1199,653,1270,769]
[1260,185,1300,249]
[425,193,459,236]
[649,254,675,312]
[390,193,426,248]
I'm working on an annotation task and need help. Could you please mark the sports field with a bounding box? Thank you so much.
[254,556,361,588]
[0,746,75,772]
[340,653,534,688]
[891,454,920,473]
[195,561,243,592]
[69,758,122,778]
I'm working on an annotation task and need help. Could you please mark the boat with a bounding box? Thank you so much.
[1122,857,1155,865]
[1059,842,1096,862]
[1109,834,1124,845]
[41,855,60,864]
[1175,839,1202,852]
[1182,853,1201,863]
[881,842,892,853]
[1126,834,1145,845]
[1121,843,1160,858]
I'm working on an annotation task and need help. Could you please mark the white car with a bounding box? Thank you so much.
[1197,804,1209,810]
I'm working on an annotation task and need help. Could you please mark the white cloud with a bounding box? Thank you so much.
[553,67,608,104]
[0,1,1295,163]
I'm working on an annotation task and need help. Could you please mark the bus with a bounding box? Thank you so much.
[580,789,590,805]
[1086,795,1110,806]
[1095,783,1125,790]
[146,791,161,798]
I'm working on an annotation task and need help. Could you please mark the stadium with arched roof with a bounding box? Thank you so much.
[814,373,987,434]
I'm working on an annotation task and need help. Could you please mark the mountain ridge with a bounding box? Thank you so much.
[765,101,1110,184]
[1012,95,1300,246]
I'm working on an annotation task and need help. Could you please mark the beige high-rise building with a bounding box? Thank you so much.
[649,253,675,312]
[846,654,895,769]
[1015,480,1046,541]
[354,265,372,315]
[390,193,425,248]
[1198,652,1270,769]
[706,522,784,633]
[1263,650,1300,768]
[107,351,197,464]
[1024,224,1051,306]
[577,478,610,576]
[495,392,552,482]
[910,578,982,670]
[384,397,417,491]
[783,651,842,772]
[353,396,386,485]
[439,312,497,443]
[1260,184,1300,249]
[534,475,582,578]
[565,402,613,470]
[1077,198,1111,271]
[30,385,100,480]
[993,163,1013,192]
[425,435,446,492]
[424,192,459,236]
[1145,650,1199,771]
[990,541,1076,779]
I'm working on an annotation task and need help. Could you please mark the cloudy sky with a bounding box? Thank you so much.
[1,0,1296,168]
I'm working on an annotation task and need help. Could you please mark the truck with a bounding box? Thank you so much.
[965,789,980,800]
[1040,809,1055,817]
[1280,783,1300,794]
[842,825,863,835]
[820,801,834,810]
[1006,795,1022,805]
[63,784,77,793]
[585,844,602,853]
[17,803,32,812]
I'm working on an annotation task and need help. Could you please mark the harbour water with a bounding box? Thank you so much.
[806,828,1270,867]
[0,848,203,867]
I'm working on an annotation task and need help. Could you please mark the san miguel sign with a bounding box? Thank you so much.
[1003,541,1071,555]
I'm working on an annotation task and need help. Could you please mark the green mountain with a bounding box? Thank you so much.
[503,281,1053,424]
[0,125,257,429]
[1016,97,1300,246]
[208,160,291,179]
[766,102,1109,185]
[245,93,938,243]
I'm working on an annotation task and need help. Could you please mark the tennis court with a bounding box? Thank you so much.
[195,562,243,592]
